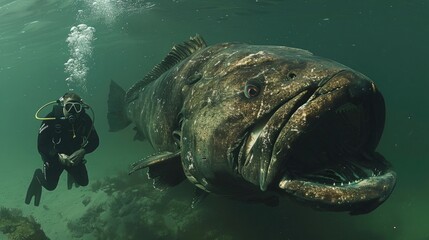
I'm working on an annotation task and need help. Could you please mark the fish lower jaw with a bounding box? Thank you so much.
[278,170,396,214]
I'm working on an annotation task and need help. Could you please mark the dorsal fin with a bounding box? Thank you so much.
[124,34,207,103]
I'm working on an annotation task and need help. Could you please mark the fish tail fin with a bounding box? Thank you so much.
[108,80,131,132]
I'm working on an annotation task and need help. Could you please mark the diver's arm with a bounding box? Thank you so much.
[37,118,56,162]
[84,127,99,154]
[82,114,99,154]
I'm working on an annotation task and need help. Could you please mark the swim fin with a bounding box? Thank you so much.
[25,169,42,206]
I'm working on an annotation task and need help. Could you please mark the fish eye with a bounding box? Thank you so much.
[288,72,297,80]
[244,82,261,98]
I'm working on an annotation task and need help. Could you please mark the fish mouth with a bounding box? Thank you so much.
[238,70,396,214]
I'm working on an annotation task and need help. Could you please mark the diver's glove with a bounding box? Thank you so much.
[68,148,86,166]
[58,153,73,167]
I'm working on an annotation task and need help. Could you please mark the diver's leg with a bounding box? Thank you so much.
[42,161,63,191]
[67,162,89,187]
[67,172,80,189]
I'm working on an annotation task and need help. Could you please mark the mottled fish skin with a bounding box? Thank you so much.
[179,45,342,192]
[113,36,395,214]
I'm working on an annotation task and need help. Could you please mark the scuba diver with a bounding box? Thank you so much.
[25,92,99,206]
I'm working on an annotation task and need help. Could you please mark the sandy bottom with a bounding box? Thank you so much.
[1,147,429,240]
[2,163,108,239]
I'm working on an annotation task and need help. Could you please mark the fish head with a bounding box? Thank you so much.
[180,44,395,214]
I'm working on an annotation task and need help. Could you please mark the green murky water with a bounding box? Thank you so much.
[1,0,428,239]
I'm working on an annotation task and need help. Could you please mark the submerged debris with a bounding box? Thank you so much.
[68,171,233,240]
[67,204,105,238]
[0,207,49,240]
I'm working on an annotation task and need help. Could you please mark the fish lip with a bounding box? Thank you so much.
[266,70,395,213]
[232,71,347,187]
[231,89,315,183]
[232,70,396,213]
[259,70,351,190]
[278,169,396,214]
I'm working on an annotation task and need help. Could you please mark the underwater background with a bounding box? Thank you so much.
[0,0,428,239]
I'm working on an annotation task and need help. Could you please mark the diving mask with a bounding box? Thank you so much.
[64,102,83,114]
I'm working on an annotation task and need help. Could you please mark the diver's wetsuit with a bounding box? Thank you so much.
[25,109,99,206]
[36,110,99,190]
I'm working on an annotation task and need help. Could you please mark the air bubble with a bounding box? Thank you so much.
[64,24,96,92]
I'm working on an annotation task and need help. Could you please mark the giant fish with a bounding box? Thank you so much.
[108,35,396,214]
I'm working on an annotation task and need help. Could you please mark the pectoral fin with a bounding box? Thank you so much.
[191,187,209,208]
[133,127,145,141]
[129,151,186,189]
